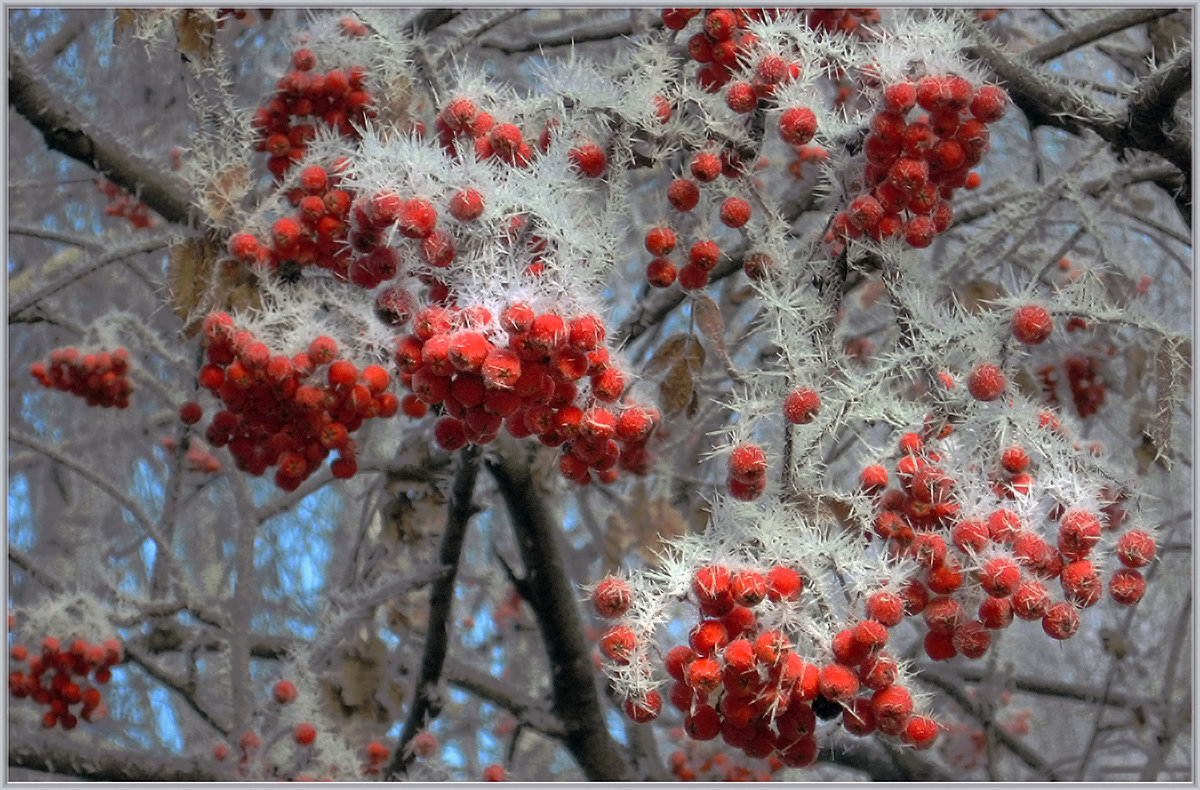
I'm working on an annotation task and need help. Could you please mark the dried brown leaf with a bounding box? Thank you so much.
[175,10,215,61]
[168,237,260,335]
[635,498,689,566]
[113,9,136,40]
[659,357,694,417]
[202,164,250,226]
[644,333,691,377]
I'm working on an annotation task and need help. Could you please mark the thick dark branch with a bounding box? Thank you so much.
[9,735,217,781]
[486,450,632,781]
[1025,9,1179,64]
[8,50,198,226]
[963,31,1192,215]
[388,444,481,779]
[1127,45,1192,151]
[408,8,460,35]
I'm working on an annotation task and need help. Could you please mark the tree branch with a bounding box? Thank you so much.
[961,18,1192,214]
[485,448,633,781]
[388,444,481,779]
[8,49,198,226]
[1024,9,1178,64]
[918,664,1067,780]
[8,734,218,781]
[9,233,173,317]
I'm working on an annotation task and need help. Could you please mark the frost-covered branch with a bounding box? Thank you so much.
[8,50,197,225]
[9,735,218,782]
[8,233,173,318]
[1024,9,1179,64]
[389,444,481,779]
[961,22,1192,212]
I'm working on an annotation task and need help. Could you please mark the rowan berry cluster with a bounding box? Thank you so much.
[197,312,398,489]
[594,562,938,761]
[829,75,1008,250]
[1036,354,1107,418]
[29,347,133,409]
[8,636,123,730]
[96,179,155,229]
[252,38,374,180]
[860,428,1153,663]
[393,302,660,486]
[227,162,355,279]
[665,727,785,781]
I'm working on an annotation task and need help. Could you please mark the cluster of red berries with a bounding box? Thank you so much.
[393,302,659,485]
[804,8,881,36]
[96,179,155,229]
[1036,354,1107,419]
[29,347,133,409]
[344,189,449,290]
[859,429,1154,664]
[595,564,937,761]
[198,312,398,489]
[664,9,792,95]
[8,636,123,730]
[433,95,609,178]
[252,41,373,180]
[829,75,1008,250]
[666,728,786,781]
[227,161,355,279]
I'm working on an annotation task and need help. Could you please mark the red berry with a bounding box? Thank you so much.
[725,81,757,113]
[730,570,768,607]
[483,764,507,781]
[1042,601,1080,640]
[1109,568,1146,605]
[646,257,678,287]
[644,226,676,256]
[766,565,803,601]
[783,387,820,424]
[667,178,700,212]
[718,196,751,228]
[865,591,904,627]
[778,106,817,146]
[600,624,637,664]
[1012,305,1053,344]
[293,722,317,745]
[398,199,438,239]
[970,84,1009,123]
[1115,529,1156,568]
[979,557,1021,597]
[902,714,939,749]
[623,690,662,723]
[728,443,767,484]
[1060,559,1103,608]
[967,363,1006,402]
[689,151,722,182]
[569,143,607,177]
[592,576,632,618]
[449,188,485,222]
[273,679,298,704]
[692,565,732,607]
[434,417,468,451]
[818,663,860,701]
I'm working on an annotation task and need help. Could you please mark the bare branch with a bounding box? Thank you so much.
[486,447,633,781]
